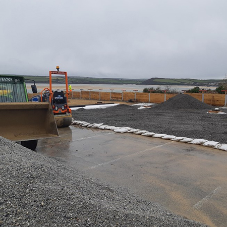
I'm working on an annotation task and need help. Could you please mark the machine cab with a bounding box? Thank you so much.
[52,90,68,114]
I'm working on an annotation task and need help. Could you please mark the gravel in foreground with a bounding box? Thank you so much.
[72,94,227,144]
[0,137,207,227]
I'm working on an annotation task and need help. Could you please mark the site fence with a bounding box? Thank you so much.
[28,91,227,106]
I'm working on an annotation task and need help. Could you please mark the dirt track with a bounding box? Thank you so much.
[72,94,227,144]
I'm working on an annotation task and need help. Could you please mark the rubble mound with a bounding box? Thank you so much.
[151,94,213,111]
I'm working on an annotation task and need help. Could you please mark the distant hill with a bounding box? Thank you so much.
[0,74,223,86]
[141,78,221,86]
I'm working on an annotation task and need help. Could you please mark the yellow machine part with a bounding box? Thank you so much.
[0,102,59,141]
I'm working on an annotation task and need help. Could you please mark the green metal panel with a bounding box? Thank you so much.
[0,76,27,102]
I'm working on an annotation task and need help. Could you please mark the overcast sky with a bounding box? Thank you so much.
[1,0,227,79]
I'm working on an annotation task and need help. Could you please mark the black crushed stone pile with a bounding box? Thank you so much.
[152,94,213,111]
[0,137,207,227]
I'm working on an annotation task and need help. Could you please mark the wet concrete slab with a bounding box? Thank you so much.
[37,126,227,227]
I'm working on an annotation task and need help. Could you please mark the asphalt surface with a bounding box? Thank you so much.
[35,126,227,227]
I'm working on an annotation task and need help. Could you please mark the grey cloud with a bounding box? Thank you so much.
[1,0,227,79]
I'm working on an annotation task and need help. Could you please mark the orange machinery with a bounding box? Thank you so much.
[40,66,72,127]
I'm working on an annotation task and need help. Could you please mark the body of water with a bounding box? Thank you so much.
[26,83,217,93]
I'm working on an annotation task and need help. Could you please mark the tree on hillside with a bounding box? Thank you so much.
[143,87,164,93]
[143,87,178,94]
[186,86,200,93]
[216,76,227,94]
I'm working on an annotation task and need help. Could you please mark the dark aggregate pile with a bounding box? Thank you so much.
[72,94,227,144]
[0,136,207,227]
[152,94,213,110]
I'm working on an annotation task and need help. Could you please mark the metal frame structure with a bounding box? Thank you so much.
[49,70,69,104]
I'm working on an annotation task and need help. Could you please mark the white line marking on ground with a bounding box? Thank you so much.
[193,186,222,210]
[72,132,114,142]
[87,141,174,170]
[38,133,114,148]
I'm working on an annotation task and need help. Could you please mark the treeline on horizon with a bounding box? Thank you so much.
[141,78,221,86]
[23,76,225,86]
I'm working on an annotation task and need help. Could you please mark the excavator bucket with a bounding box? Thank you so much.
[0,102,58,141]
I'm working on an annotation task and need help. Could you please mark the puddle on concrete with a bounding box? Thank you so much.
[37,126,227,227]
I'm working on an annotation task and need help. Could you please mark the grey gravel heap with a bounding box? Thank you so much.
[1,136,207,226]
[152,94,213,111]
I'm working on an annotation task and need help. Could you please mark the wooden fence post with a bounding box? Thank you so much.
[110,89,114,100]
[99,89,102,101]
[122,90,126,101]
[88,89,92,100]
[133,90,138,101]
[80,89,83,99]
[222,90,227,106]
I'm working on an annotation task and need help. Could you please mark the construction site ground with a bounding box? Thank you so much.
[2,94,227,226]
[36,125,227,227]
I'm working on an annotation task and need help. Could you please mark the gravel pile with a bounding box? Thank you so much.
[72,94,227,143]
[152,94,213,110]
[0,136,207,226]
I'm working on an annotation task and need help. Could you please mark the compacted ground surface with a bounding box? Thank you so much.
[72,94,227,144]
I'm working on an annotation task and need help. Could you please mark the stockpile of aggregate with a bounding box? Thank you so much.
[0,136,207,227]
[151,94,213,111]
[72,94,227,143]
